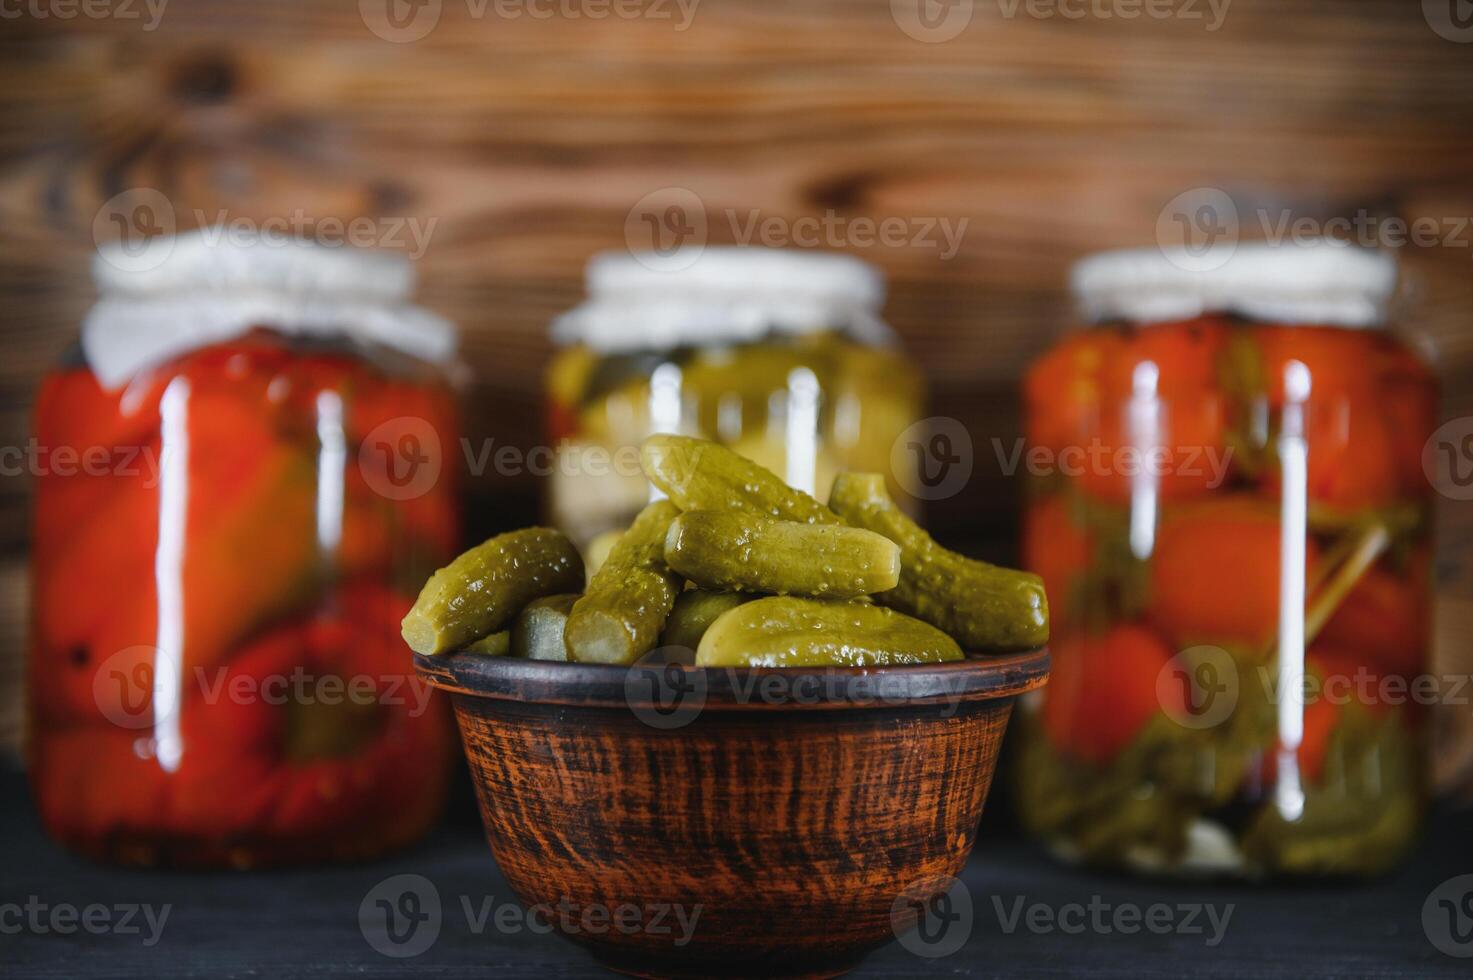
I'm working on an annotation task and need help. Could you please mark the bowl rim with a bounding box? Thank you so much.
[414,647,1049,712]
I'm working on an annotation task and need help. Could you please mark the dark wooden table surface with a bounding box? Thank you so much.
[3,766,1470,978]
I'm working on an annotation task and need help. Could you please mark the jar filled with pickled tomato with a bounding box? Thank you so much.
[28,230,462,867]
[1014,241,1436,877]
[546,248,924,547]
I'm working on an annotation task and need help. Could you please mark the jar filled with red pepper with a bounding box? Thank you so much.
[1014,241,1436,877]
[28,230,461,867]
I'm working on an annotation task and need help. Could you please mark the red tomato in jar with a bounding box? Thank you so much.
[1317,555,1430,680]
[1149,497,1320,653]
[1024,329,1123,454]
[1077,319,1232,504]
[1253,325,1413,511]
[1022,494,1092,627]
[1041,624,1181,765]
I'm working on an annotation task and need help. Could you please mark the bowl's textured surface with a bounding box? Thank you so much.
[416,652,1049,979]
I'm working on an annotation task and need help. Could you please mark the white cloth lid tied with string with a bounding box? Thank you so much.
[84,229,458,389]
[1071,240,1399,330]
[552,247,894,353]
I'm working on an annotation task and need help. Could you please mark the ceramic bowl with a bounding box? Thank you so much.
[416,649,1049,978]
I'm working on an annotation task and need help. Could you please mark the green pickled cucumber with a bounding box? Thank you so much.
[696,596,963,667]
[659,589,752,658]
[402,528,584,655]
[664,510,900,598]
[641,434,839,525]
[583,529,623,581]
[462,631,510,657]
[512,594,580,662]
[829,473,1049,651]
[565,500,682,664]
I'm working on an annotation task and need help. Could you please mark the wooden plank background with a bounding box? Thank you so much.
[0,0,1470,789]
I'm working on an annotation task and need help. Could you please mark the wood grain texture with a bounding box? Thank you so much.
[426,651,1047,977]
[0,1,1470,784]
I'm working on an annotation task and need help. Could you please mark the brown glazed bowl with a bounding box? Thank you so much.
[415,649,1049,979]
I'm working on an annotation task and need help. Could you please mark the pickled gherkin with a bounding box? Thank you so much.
[696,596,963,667]
[462,631,510,657]
[664,510,900,599]
[829,473,1048,651]
[402,528,584,656]
[565,500,682,664]
[659,589,752,656]
[512,594,580,661]
[641,434,840,526]
[583,529,623,581]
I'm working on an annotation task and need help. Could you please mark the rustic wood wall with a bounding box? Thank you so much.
[1,0,1470,786]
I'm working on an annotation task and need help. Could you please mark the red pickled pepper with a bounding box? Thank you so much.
[28,331,458,864]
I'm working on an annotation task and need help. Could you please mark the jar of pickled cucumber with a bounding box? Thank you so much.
[28,230,461,867]
[1013,241,1436,877]
[546,248,924,547]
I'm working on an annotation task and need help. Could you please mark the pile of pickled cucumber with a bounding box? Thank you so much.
[402,435,1048,666]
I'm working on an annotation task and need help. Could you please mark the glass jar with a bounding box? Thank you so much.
[546,248,924,547]
[1014,241,1436,877]
[28,231,461,867]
